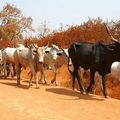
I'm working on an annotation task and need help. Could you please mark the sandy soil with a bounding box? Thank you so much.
[0,77,120,120]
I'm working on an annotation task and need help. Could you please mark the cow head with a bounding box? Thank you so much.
[37,47,45,63]
[44,44,63,60]
[29,44,38,55]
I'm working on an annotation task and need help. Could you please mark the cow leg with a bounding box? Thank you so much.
[6,64,10,76]
[33,73,39,89]
[30,63,39,89]
[51,72,58,86]
[76,70,84,93]
[54,73,58,86]
[16,64,21,85]
[39,65,47,84]
[101,75,108,98]
[50,65,58,85]
[3,62,7,78]
[86,70,95,94]
[36,74,39,89]
[72,69,76,91]
[29,73,33,87]
[13,64,16,76]
[9,63,14,77]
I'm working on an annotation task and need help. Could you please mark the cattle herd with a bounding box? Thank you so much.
[0,24,120,98]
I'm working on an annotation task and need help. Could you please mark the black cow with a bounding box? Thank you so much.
[68,40,120,97]
[68,41,95,93]
[68,22,120,98]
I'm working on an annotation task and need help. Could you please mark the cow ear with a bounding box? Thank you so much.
[28,45,30,48]
[28,43,33,48]
[1,48,4,51]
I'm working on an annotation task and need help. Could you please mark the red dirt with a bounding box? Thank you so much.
[0,78,120,120]
[0,66,120,120]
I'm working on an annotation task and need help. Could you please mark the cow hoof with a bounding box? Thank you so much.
[80,90,85,94]
[42,81,47,85]
[51,80,54,84]
[36,87,39,89]
[29,83,33,86]
[86,87,91,94]
[72,88,75,91]
[86,90,89,95]
[55,83,58,86]
[17,83,21,86]
[38,80,43,84]
[104,95,110,98]
[39,80,47,85]
[51,80,58,86]
[73,88,77,91]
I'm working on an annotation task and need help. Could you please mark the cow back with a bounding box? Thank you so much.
[68,42,94,70]
[2,48,16,63]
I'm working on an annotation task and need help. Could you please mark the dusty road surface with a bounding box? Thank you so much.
[0,78,120,120]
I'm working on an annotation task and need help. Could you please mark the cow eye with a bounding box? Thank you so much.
[57,52,62,56]
[45,51,49,53]
[33,50,37,53]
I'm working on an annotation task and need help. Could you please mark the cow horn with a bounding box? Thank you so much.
[104,23,118,42]
[44,44,49,49]
[51,44,60,49]
[59,46,68,57]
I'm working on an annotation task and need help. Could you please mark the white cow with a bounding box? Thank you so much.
[111,61,120,81]
[1,44,25,78]
[0,50,3,74]
[40,44,69,85]
[14,44,45,88]
[2,48,16,77]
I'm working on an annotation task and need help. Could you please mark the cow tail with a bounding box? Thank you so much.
[67,43,76,75]
[67,56,72,75]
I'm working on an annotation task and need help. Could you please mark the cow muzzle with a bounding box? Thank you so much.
[38,57,44,63]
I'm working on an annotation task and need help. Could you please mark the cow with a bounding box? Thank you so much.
[2,47,16,78]
[14,44,45,88]
[0,50,3,74]
[40,44,66,85]
[68,24,120,97]
[111,62,120,81]
[1,44,25,78]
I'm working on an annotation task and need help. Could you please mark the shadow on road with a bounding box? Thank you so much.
[0,76,17,80]
[46,87,105,101]
[0,81,29,89]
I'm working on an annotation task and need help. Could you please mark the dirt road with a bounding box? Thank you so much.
[0,78,120,120]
